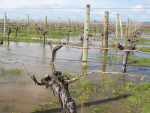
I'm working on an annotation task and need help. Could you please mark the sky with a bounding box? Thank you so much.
[0,0,150,23]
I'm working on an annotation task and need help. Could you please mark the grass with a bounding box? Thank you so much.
[140,38,150,42]
[143,28,150,33]
[128,57,150,66]
[0,68,31,83]
[1,69,22,77]
[139,47,150,52]
[123,82,150,112]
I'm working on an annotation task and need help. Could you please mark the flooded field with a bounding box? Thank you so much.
[0,33,150,113]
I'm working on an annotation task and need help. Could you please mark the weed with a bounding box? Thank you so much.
[128,57,150,66]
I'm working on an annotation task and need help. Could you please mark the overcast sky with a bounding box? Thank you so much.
[0,0,150,22]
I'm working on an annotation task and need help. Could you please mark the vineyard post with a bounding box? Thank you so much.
[129,19,131,36]
[122,51,129,73]
[24,19,25,26]
[76,18,78,30]
[82,19,84,29]
[82,4,90,68]
[40,19,42,27]
[96,21,97,29]
[18,17,20,33]
[45,16,47,31]
[68,18,70,32]
[104,11,109,48]
[4,12,6,36]
[133,21,135,33]
[126,18,129,39]
[120,16,123,39]
[6,16,7,27]
[27,14,29,33]
[135,21,137,31]
[58,17,60,28]
[115,13,119,46]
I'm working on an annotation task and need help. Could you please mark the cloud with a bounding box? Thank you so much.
[0,0,149,22]
[119,0,131,2]
[147,0,150,3]
[0,0,71,9]
[131,5,146,12]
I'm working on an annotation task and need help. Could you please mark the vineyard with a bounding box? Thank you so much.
[0,4,150,113]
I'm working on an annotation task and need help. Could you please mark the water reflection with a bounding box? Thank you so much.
[113,52,117,71]
[7,42,11,51]
[42,45,46,64]
[66,38,69,44]
[102,50,108,83]
[80,66,87,113]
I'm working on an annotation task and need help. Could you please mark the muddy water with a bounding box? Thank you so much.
[0,34,150,113]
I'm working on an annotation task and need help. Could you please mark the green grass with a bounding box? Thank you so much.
[140,38,150,42]
[1,69,22,77]
[124,82,150,112]
[139,47,150,52]
[0,36,59,44]
[128,57,150,66]
[0,68,31,83]
[143,28,150,33]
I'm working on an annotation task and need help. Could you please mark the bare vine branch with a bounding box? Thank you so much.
[0,59,31,77]
[0,59,147,82]
[66,70,147,84]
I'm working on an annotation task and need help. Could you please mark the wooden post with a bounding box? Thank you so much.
[126,18,129,39]
[45,16,47,31]
[122,51,129,73]
[82,4,90,68]
[82,19,84,29]
[4,12,6,36]
[115,13,119,40]
[135,21,137,31]
[68,18,70,32]
[120,16,123,39]
[40,19,42,27]
[18,17,19,25]
[58,17,60,28]
[7,28,11,42]
[76,18,78,30]
[24,19,25,26]
[27,14,29,33]
[129,19,131,37]
[18,17,20,33]
[104,11,109,48]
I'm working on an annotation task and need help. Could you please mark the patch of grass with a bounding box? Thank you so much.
[1,69,22,77]
[128,57,150,66]
[11,110,21,113]
[95,54,119,63]
[32,97,59,112]
[0,36,54,43]
[0,69,31,83]
[136,41,149,45]
[123,82,150,112]
[140,38,150,42]
[2,105,14,112]
[139,47,150,52]
[143,28,150,33]
[62,72,77,79]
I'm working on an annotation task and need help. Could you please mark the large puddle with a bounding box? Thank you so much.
[0,33,150,112]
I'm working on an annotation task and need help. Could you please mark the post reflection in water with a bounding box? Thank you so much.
[42,45,46,64]
[67,38,69,44]
[113,51,117,71]
[7,42,10,51]
[80,66,87,113]
[101,50,108,83]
